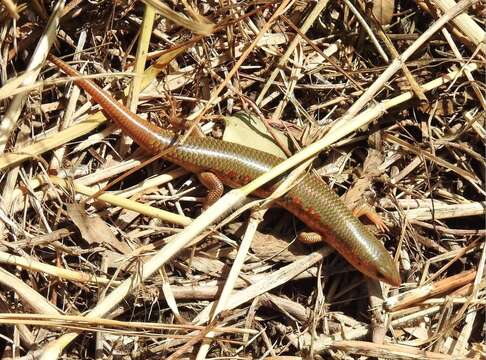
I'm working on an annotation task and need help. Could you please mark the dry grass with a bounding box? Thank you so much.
[0,0,485,359]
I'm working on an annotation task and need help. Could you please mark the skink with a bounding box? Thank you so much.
[48,54,400,286]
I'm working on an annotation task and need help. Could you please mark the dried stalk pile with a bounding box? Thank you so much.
[0,0,484,359]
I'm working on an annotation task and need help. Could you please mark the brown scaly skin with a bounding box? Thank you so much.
[48,54,400,286]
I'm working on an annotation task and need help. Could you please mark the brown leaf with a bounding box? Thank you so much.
[251,233,305,262]
[67,203,131,255]
[372,0,395,25]
[418,98,456,116]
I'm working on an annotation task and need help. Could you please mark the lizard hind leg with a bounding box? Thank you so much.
[198,171,224,209]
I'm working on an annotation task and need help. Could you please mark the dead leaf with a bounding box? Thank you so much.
[250,233,305,262]
[223,112,290,158]
[363,148,384,176]
[67,203,131,255]
[372,0,395,25]
[418,98,456,116]
[343,149,383,209]
[402,326,429,340]
[226,221,305,261]
[141,0,214,36]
